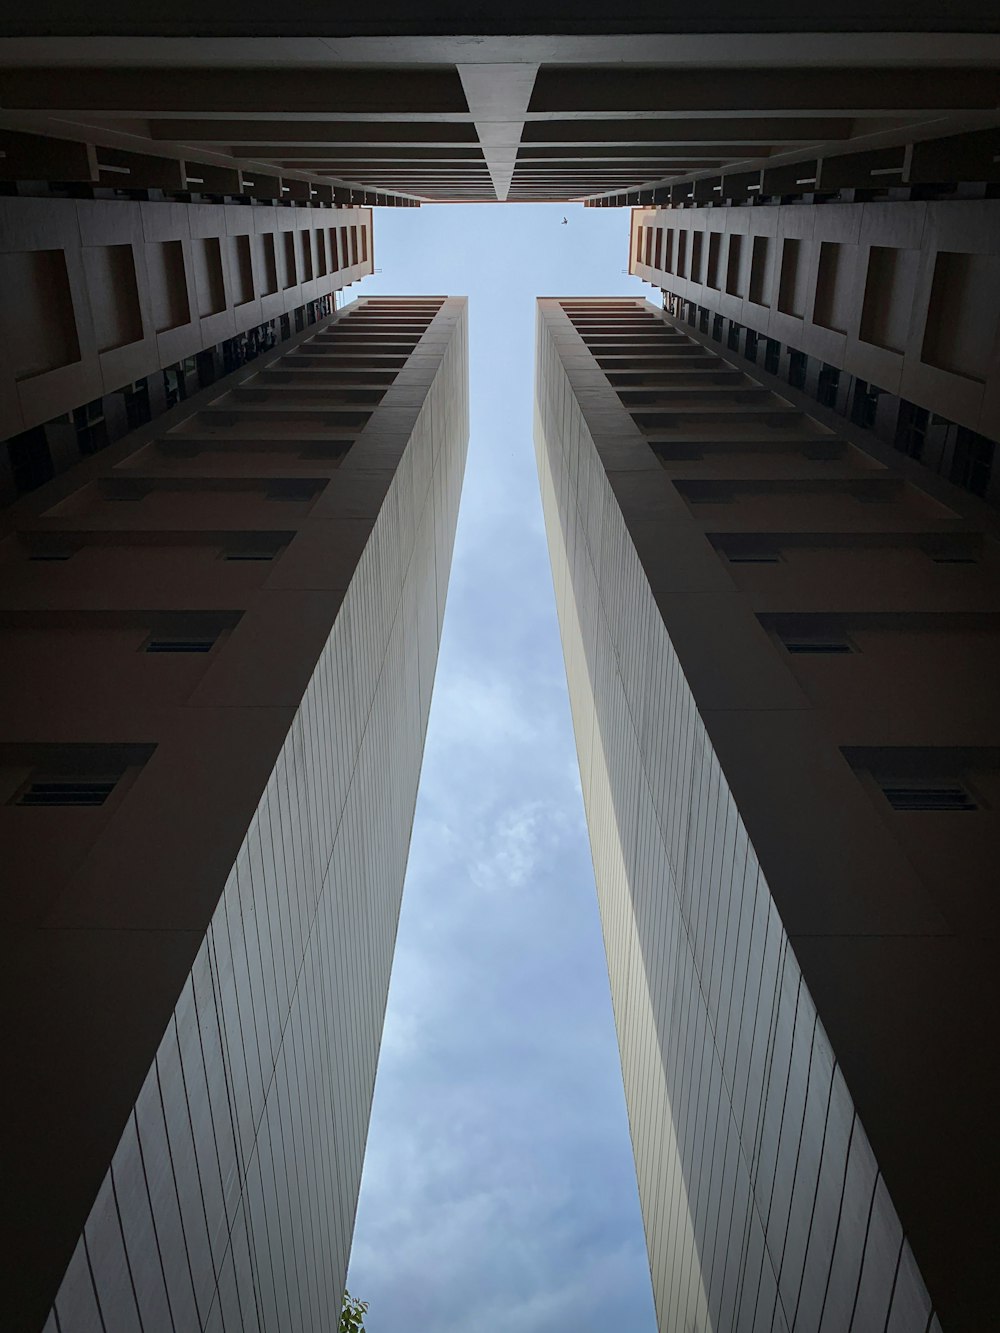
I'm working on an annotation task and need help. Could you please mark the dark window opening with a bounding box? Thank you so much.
[764,338,781,375]
[14,778,117,807]
[895,400,929,460]
[950,428,994,499]
[144,637,216,654]
[817,364,840,409]
[73,399,109,456]
[851,380,880,430]
[123,379,152,431]
[782,636,854,654]
[7,427,55,494]
[882,784,978,812]
[196,349,218,389]
[787,350,807,391]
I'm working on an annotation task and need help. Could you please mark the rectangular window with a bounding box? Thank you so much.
[663,229,674,274]
[781,634,854,654]
[749,235,771,306]
[950,427,994,498]
[726,234,743,296]
[881,783,977,812]
[299,230,314,282]
[15,778,118,807]
[4,742,155,808]
[282,232,297,289]
[144,636,216,653]
[844,745,993,815]
[690,232,703,284]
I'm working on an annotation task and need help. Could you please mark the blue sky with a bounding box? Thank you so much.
[346,204,654,1333]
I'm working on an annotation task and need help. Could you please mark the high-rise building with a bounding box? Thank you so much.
[629,200,1000,509]
[2,294,469,1331]
[0,196,375,504]
[535,296,999,1332]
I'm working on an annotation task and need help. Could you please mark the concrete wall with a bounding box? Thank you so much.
[0,196,374,441]
[631,201,1000,444]
[535,297,1000,1332]
[0,295,469,1332]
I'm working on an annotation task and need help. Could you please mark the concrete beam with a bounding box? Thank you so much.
[0,127,96,180]
[94,144,186,188]
[519,116,858,143]
[0,67,470,115]
[528,66,1000,115]
[1,1,998,36]
[150,119,482,144]
[458,62,538,200]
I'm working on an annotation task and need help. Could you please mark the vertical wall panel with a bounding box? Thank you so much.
[533,299,939,1332]
[25,298,468,1332]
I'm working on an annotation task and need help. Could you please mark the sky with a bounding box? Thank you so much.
[345,204,654,1333]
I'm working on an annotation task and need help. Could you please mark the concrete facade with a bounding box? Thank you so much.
[630,200,1000,493]
[535,297,1000,1332]
[0,196,373,483]
[1,295,469,1332]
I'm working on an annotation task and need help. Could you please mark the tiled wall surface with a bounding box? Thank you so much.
[631,201,1000,443]
[0,196,374,440]
[534,300,945,1332]
[2,296,468,1331]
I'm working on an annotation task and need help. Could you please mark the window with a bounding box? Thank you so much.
[7,426,55,494]
[815,363,840,409]
[894,400,929,460]
[725,234,742,296]
[851,379,880,430]
[788,350,807,390]
[729,552,781,564]
[881,783,977,812]
[764,338,781,375]
[950,428,994,499]
[781,634,854,654]
[3,742,155,808]
[844,745,992,816]
[74,399,109,456]
[13,777,118,807]
[749,235,771,306]
[144,636,216,653]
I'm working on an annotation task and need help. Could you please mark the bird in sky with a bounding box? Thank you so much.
[562,216,568,224]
